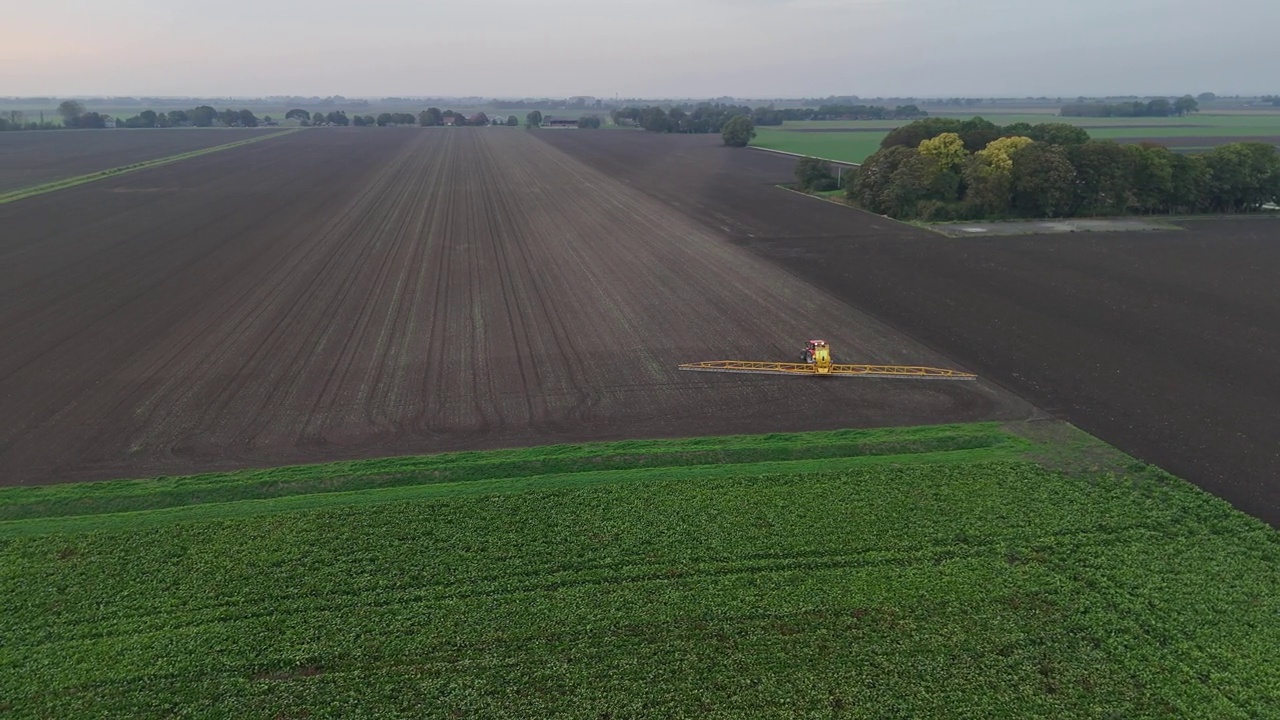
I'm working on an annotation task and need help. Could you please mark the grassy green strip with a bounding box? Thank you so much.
[0,443,1025,537]
[0,423,1019,522]
[2,433,1275,718]
[752,126,886,164]
[0,129,299,203]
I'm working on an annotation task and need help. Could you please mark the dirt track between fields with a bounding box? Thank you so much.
[0,129,282,193]
[538,131,1280,526]
[0,128,1027,485]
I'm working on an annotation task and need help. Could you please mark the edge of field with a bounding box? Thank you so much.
[750,113,1280,165]
[0,129,300,204]
[778,185,1279,234]
[0,420,1236,537]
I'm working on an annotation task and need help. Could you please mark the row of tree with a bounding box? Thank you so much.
[750,104,926,126]
[127,107,265,128]
[612,104,754,134]
[838,119,1280,221]
[56,100,270,128]
[613,102,926,135]
[878,117,1092,153]
[494,97,605,110]
[2,101,526,131]
[286,109,350,126]
[517,111,603,129]
[1060,96,1200,117]
[0,103,261,130]
[282,108,522,127]
[0,111,62,131]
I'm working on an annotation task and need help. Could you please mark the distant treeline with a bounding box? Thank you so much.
[492,98,605,110]
[611,104,752,134]
[0,111,62,131]
[842,117,1280,221]
[610,103,926,134]
[1060,96,1199,117]
[751,104,927,125]
[6,95,371,109]
[0,101,275,130]
[0,101,521,131]
[286,108,520,127]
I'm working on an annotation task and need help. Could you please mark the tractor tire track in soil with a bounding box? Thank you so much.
[537,130,1280,526]
[0,128,285,194]
[0,128,1027,484]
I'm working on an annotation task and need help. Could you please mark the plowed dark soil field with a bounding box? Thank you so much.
[0,128,1025,484]
[539,130,1280,525]
[0,128,281,193]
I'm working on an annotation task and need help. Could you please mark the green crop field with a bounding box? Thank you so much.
[2,421,1276,718]
[752,127,886,164]
[753,113,1280,163]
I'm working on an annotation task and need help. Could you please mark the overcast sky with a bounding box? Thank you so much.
[2,0,1276,98]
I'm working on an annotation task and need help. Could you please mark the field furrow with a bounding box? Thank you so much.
[0,128,1023,484]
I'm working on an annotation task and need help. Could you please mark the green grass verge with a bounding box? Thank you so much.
[0,423,1016,527]
[0,129,299,204]
[1,421,1276,718]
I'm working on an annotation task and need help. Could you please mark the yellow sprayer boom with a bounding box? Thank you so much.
[678,340,976,381]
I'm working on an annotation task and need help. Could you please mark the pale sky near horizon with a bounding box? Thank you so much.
[2,0,1276,99]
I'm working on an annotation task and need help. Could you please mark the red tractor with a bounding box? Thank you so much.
[800,339,829,365]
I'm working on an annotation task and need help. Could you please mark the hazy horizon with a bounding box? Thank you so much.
[3,0,1277,99]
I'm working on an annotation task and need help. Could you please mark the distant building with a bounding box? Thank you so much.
[103,116,117,129]
[442,116,458,126]
[542,117,578,128]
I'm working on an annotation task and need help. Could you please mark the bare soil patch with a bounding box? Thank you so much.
[929,218,1180,236]
[0,128,1024,485]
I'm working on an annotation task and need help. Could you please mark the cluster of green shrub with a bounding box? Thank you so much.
[794,155,847,192]
[841,118,1280,221]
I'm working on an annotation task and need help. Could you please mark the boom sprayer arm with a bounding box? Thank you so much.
[678,340,976,381]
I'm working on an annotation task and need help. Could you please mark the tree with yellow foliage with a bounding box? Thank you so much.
[917,132,968,172]
[976,136,1034,173]
[963,136,1034,214]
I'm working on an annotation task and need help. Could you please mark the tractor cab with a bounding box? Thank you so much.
[801,340,832,373]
